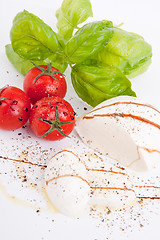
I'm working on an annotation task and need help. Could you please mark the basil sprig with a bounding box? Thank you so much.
[5,0,152,107]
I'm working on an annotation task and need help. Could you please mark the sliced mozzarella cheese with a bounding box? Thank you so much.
[45,150,136,216]
[76,96,160,172]
[45,150,90,217]
[84,153,136,210]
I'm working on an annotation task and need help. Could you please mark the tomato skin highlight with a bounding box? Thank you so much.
[0,86,31,130]
[23,65,67,104]
[29,96,75,141]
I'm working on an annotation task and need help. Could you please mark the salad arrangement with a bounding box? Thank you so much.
[1,0,160,229]
[5,0,152,107]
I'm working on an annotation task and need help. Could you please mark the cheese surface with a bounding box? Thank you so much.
[76,96,160,171]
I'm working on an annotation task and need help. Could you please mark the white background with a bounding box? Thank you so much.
[0,0,160,239]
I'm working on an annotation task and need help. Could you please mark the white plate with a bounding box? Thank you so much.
[0,0,160,239]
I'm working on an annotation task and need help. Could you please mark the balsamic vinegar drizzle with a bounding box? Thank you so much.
[0,150,160,201]
[0,155,47,169]
[89,101,160,115]
[86,168,126,176]
[83,113,160,131]
[138,146,160,154]
[46,174,90,186]
[137,197,160,200]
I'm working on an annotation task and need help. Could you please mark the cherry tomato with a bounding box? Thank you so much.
[29,96,75,141]
[23,63,67,104]
[0,86,31,130]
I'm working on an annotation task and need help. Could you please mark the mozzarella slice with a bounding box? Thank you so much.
[45,150,136,216]
[45,150,90,217]
[84,152,136,210]
[76,96,160,172]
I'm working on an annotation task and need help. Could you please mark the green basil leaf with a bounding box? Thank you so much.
[71,63,136,107]
[97,27,152,78]
[10,10,58,60]
[64,20,113,64]
[56,0,93,41]
[5,44,68,75]
[5,44,44,75]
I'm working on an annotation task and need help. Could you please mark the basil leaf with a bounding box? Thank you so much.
[5,44,68,75]
[71,63,136,107]
[10,10,58,60]
[56,0,93,41]
[5,44,43,75]
[64,20,113,64]
[97,28,152,78]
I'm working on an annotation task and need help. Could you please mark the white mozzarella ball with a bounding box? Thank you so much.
[45,150,90,217]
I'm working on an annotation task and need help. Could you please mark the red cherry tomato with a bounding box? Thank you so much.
[0,86,31,130]
[29,96,75,141]
[23,63,67,104]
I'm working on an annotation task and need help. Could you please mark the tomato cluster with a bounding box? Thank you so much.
[0,63,75,140]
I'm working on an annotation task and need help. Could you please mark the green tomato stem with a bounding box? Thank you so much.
[30,61,64,84]
[37,105,75,138]
[0,97,7,101]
